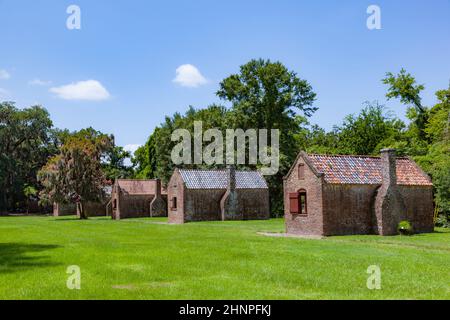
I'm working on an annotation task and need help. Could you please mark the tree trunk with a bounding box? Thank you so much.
[77,202,88,220]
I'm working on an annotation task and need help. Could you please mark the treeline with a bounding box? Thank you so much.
[1,59,448,225]
[133,60,450,224]
[0,104,133,213]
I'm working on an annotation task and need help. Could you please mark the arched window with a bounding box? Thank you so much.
[298,164,305,180]
[289,189,307,215]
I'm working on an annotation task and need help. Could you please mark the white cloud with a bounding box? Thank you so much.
[0,70,11,80]
[29,78,52,86]
[50,80,110,101]
[173,64,208,88]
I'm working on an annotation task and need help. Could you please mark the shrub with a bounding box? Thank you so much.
[436,214,450,228]
[398,220,413,235]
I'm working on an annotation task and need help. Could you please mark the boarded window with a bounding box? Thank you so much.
[298,164,305,180]
[289,193,299,214]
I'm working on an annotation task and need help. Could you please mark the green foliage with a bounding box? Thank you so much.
[102,146,133,181]
[38,129,112,219]
[383,69,429,141]
[436,214,450,228]
[0,102,55,212]
[332,102,405,155]
[398,220,413,235]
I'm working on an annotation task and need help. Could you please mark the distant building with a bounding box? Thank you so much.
[54,186,112,218]
[168,167,270,224]
[53,202,77,217]
[111,179,167,220]
[284,149,434,236]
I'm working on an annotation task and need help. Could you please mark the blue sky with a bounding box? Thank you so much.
[0,0,449,153]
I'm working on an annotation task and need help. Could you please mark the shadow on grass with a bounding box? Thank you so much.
[0,243,62,274]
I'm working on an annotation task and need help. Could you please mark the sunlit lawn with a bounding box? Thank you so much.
[0,216,448,300]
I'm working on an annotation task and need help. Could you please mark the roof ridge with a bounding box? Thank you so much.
[308,153,411,160]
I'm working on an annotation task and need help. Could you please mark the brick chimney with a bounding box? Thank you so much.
[150,179,167,217]
[380,149,397,188]
[227,165,236,192]
[154,179,161,198]
[221,165,239,221]
[374,148,406,235]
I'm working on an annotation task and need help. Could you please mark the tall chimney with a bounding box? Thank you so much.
[154,179,161,198]
[227,165,236,192]
[374,148,406,236]
[380,148,397,187]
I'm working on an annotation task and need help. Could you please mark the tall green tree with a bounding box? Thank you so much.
[217,59,317,213]
[383,69,429,142]
[103,146,133,181]
[333,102,405,155]
[0,102,54,212]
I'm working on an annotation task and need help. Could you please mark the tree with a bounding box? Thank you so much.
[133,129,159,179]
[333,102,405,155]
[382,69,429,141]
[102,146,133,181]
[0,102,54,212]
[133,105,230,183]
[38,130,112,219]
[217,59,317,213]
[23,185,38,215]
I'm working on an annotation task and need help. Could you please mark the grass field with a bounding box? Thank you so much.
[0,216,448,300]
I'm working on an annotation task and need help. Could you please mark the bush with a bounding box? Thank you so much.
[436,214,450,228]
[398,220,413,235]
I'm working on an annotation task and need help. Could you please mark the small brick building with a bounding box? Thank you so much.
[168,167,270,224]
[54,186,112,217]
[111,179,167,220]
[53,202,77,217]
[284,149,434,236]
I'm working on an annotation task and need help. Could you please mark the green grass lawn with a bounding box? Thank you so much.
[0,216,449,300]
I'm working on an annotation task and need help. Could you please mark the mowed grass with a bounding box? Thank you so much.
[0,216,449,300]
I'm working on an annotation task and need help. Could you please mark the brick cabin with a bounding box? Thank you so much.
[168,167,270,224]
[53,186,112,217]
[111,179,167,220]
[284,149,434,236]
[53,202,77,217]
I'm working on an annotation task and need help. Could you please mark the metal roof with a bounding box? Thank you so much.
[178,169,268,189]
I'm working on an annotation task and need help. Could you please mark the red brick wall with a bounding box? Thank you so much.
[53,203,76,216]
[117,194,154,219]
[78,201,108,217]
[184,189,224,222]
[236,189,270,220]
[399,185,434,233]
[284,156,325,236]
[322,184,377,236]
